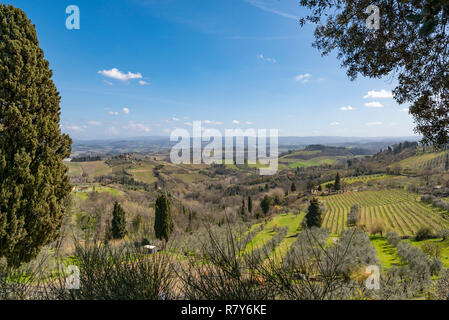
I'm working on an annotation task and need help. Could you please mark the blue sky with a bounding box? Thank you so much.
[4,0,416,139]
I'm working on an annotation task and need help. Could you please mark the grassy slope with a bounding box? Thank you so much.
[370,236,403,269]
[244,213,305,254]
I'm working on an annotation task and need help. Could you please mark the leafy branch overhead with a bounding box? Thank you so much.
[299,0,449,145]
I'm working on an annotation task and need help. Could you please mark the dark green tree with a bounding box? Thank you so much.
[247,196,253,213]
[334,173,341,191]
[111,202,127,239]
[307,180,314,191]
[0,5,72,266]
[260,195,271,216]
[240,198,246,218]
[299,0,449,145]
[154,193,173,242]
[445,152,449,171]
[291,182,297,192]
[305,198,322,228]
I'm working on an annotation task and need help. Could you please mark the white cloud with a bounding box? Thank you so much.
[108,127,119,135]
[295,73,311,83]
[203,120,223,125]
[172,117,180,121]
[256,54,277,63]
[232,120,240,124]
[103,80,113,86]
[139,80,149,85]
[365,101,384,108]
[98,68,143,81]
[109,111,119,116]
[87,121,102,126]
[364,89,393,99]
[340,106,354,111]
[330,122,340,126]
[65,125,84,132]
[400,108,409,112]
[122,108,130,115]
[366,121,383,126]
[124,121,150,133]
[245,121,254,125]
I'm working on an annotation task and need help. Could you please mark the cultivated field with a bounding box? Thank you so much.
[321,189,449,235]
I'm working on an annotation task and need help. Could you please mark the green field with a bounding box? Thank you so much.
[244,212,305,255]
[72,185,123,200]
[370,236,403,269]
[321,189,449,236]
[65,161,111,177]
[320,174,392,189]
[397,150,449,170]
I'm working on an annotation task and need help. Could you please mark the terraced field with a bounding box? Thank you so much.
[320,174,392,189]
[321,189,449,235]
[397,150,449,170]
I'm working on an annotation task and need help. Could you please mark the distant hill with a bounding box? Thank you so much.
[71,136,421,157]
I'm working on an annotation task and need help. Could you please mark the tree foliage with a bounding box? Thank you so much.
[260,195,271,215]
[111,202,127,239]
[305,198,322,228]
[299,0,449,145]
[154,193,173,242]
[0,5,72,266]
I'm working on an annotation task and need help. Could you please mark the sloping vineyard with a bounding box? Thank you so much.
[321,190,449,235]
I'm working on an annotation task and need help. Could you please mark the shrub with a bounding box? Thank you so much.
[414,227,435,241]
[386,231,401,247]
[421,242,441,258]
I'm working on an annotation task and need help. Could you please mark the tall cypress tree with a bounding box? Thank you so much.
[247,196,253,214]
[334,173,341,191]
[111,202,127,239]
[154,194,173,242]
[305,198,322,228]
[0,5,72,266]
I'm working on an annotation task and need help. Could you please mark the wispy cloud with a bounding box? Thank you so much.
[65,125,84,132]
[340,106,354,111]
[122,108,130,115]
[366,121,383,126]
[108,127,119,135]
[256,53,277,63]
[204,120,223,125]
[244,0,299,20]
[330,122,340,126]
[98,68,143,81]
[295,73,311,83]
[400,108,409,112]
[123,121,150,133]
[139,80,149,85]
[87,121,102,126]
[364,89,393,99]
[109,111,119,116]
[365,101,384,108]
[245,121,254,125]
[172,117,180,121]
[232,120,240,124]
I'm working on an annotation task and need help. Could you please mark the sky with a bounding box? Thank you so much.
[3,0,417,139]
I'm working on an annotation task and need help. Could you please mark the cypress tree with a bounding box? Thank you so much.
[111,202,127,239]
[247,196,252,213]
[0,5,72,266]
[291,182,297,192]
[240,199,246,218]
[334,173,341,191]
[260,195,271,216]
[154,194,173,242]
[305,198,322,228]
